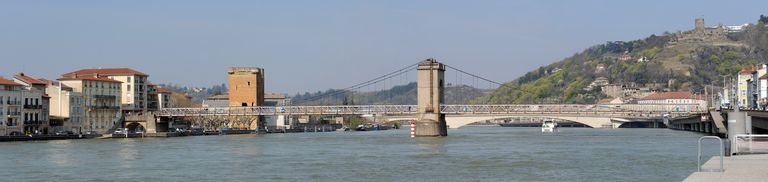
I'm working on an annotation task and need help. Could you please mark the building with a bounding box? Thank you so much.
[147,84,158,110]
[264,94,292,130]
[227,67,264,107]
[170,92,192,108]
[618,51,632,61]
[586,77,609,90]
[13,73,50,135]
[58,75,122,134]
[0,77,23,136]
[738,65,766,108]
[202,94,229,107]
[156,87,173,109]
[595,64,605,73]
[748,65,768,108]
[638,91,707,110]
[63,68,148,113]
[41,79,84,133]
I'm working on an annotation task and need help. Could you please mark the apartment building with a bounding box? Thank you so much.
[42,79,84,133]
[63,68,148,113]
[13,73,50,135]
[0,77,23,136]
[59,75,122,134]
[156,87,173,109]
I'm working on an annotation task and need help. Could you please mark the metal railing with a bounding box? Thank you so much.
[23,105,43,109]
[157,104,706,117]
[732,134,768,155]
[698,136,724,172]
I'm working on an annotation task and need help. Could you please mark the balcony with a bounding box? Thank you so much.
[6,101,21,106]
[23,105,43,109]
[89,105,120,110]
[6,112,21,116]
[93,95,117,99]
[23,120,47,125]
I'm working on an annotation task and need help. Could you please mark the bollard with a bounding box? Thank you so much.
[410,120,415,138]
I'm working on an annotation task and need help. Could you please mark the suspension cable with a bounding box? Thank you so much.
[296,62,420,104]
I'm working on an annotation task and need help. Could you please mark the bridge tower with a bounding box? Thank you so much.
[416,58,447,136]
[227,67,265,130]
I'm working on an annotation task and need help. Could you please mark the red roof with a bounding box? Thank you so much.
[156,87,172,94]
[62,68,147,77]
[58,76,123,83]
[639,91,704,100]
[0,77,22,86]
[739,65,763,74]
[760,74,768,79]
[13,73,46,85]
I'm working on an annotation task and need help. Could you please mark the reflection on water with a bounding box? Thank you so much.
[415,138,447,156]
[0,127,711,181]
[47,140,75,167]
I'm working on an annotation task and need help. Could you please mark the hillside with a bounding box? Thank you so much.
[293,82,489,105]
[477,16,768,104]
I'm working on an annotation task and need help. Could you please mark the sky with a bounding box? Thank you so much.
[1,0,766,94]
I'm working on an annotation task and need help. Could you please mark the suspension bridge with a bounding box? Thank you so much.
[152,59,706,136]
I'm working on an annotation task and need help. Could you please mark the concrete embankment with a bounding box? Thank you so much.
[684,154,768,182]
[0,135,100,142]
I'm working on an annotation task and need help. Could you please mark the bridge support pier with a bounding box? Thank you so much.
[416,113,447,137]
[416,59,447,137]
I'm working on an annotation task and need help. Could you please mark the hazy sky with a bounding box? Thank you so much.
[1,0,766,94]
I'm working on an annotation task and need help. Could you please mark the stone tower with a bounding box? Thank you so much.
[227,67,265,107]
[416,58,447,136]
[227,67,265,130]
[695,18,705,32]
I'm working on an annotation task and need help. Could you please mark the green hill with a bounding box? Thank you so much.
[477,16,768,104]
[293,82,488,105]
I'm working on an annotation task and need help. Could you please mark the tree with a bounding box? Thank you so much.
[760,14,768,25]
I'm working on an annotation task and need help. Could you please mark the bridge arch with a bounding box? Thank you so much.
[443,116,617,129]
[125,122,146,133]
[387,116,618,129]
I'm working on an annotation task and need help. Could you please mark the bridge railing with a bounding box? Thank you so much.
[158,104,706,117]
[158,105,419,116]
[440,104,706,114]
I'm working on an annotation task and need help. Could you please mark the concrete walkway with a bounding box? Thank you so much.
[684,154,768,182]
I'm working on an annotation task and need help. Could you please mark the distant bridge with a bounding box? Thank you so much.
[157,104,704,128]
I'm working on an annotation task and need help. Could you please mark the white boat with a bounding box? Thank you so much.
[541,119,558,133]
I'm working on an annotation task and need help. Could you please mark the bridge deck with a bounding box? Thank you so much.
[157,104,705,118]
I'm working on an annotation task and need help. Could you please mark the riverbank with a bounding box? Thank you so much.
[0,134,101,142]
[684,154,768,182]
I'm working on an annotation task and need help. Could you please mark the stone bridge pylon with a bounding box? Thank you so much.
[416,58,448,137]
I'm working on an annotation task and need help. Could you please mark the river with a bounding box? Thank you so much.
[0,127,714,181]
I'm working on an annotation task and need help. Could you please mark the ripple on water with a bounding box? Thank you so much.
[0,127,712,181]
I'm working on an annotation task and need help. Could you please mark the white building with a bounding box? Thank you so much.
[156,87,173,109]
[638,91,707,111]
[41,79,84,133]
[63,68,148,113]
[59,75,122,134]
[0,77,23,136]
[13,73,50,135]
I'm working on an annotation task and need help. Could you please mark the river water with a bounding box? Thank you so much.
[0,127,714,182]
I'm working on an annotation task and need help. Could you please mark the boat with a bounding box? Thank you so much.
[541,119,558,133]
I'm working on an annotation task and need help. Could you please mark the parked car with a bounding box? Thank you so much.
[54,131,73,135]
